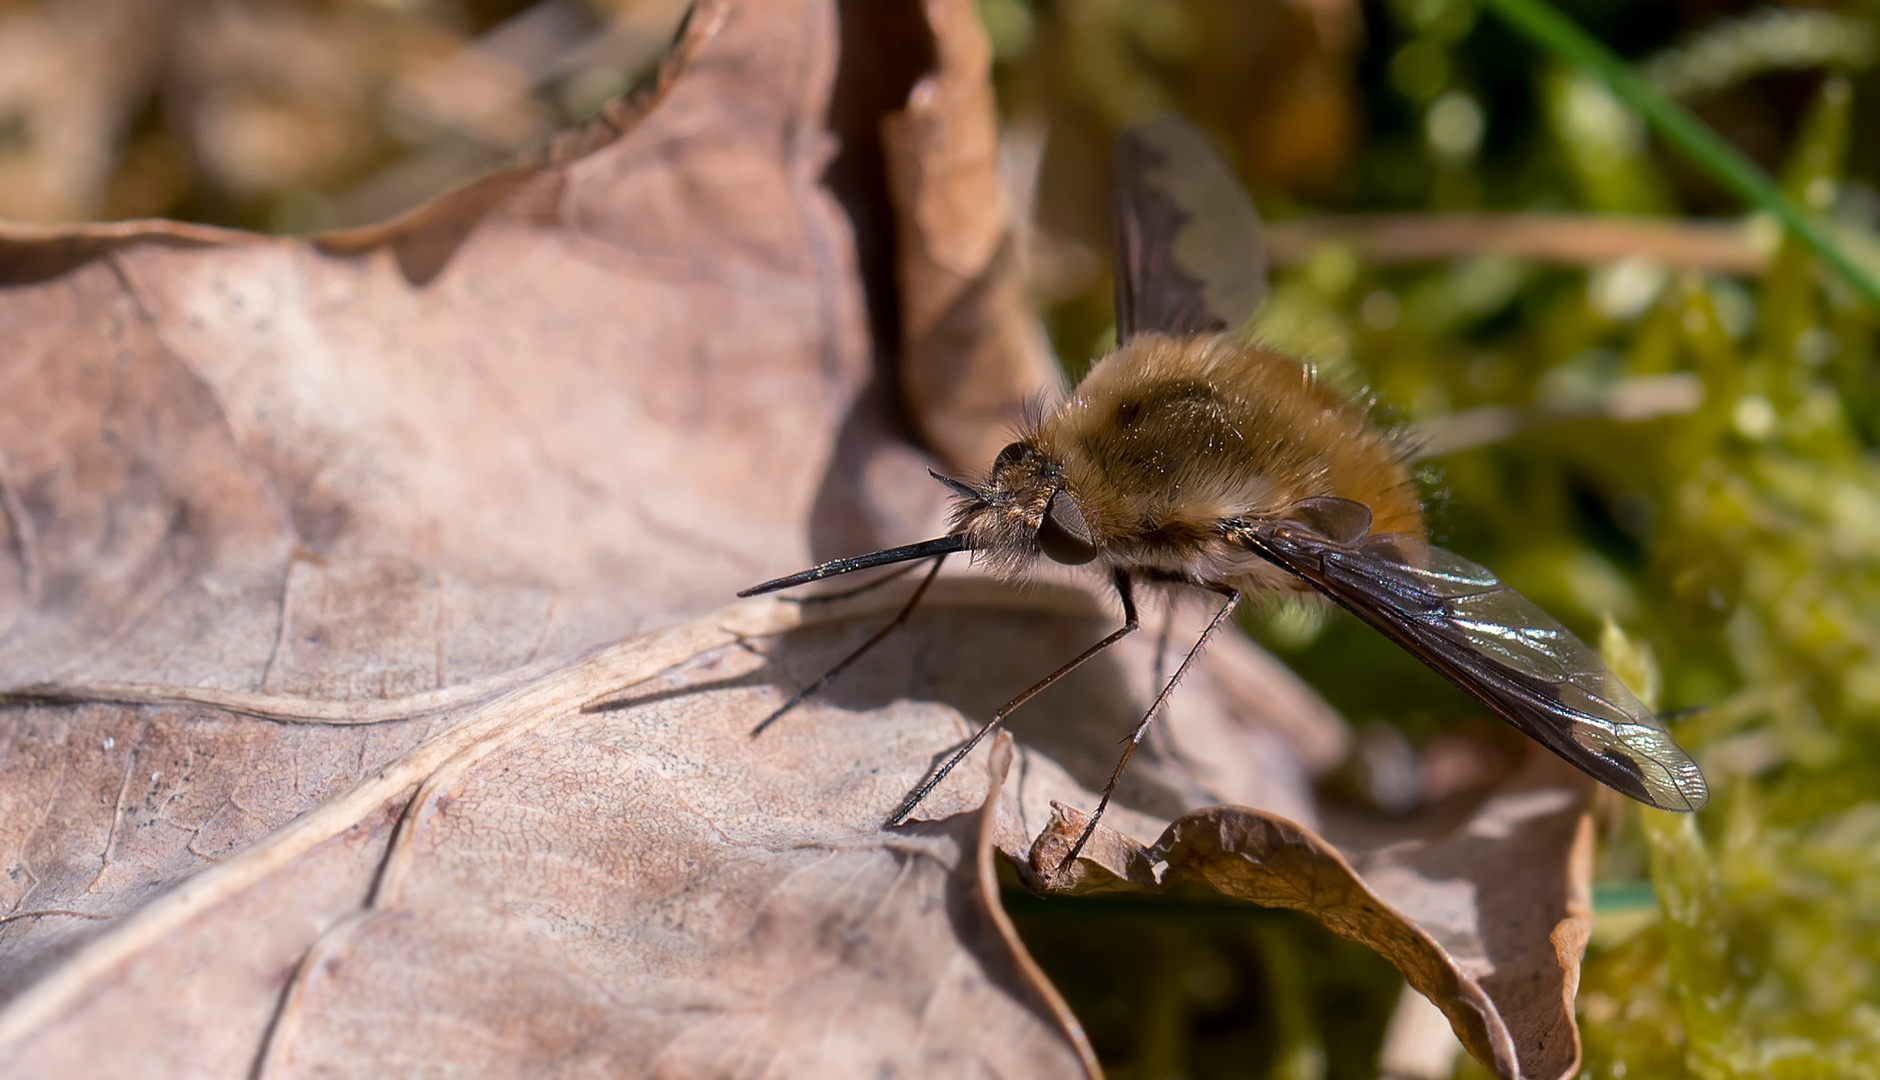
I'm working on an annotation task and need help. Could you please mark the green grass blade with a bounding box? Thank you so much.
[1480,0,1880,310]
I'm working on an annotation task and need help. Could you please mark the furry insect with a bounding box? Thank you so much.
[741,116,1708,871]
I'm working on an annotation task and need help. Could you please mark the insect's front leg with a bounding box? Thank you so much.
[750,555,950,736]
[884,569,1140,826]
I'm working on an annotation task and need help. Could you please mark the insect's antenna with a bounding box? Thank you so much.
[1657,703,1711,721]
[886,571,1142,828]
[1057,587,1241,880]
[750,555,948,738]
[738,535,969,597]
[929,471,984,501]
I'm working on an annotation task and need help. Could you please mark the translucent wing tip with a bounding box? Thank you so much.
[1661,759,1710,812]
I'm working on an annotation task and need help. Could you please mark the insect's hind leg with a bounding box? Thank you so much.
[750,555,948,737]
[884,570,1140,827]
[1056,584,1240,879]
[1125,570,1209,768]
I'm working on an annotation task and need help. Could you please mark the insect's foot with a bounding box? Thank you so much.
[1048,856,1075,887]
[748,697,800,738]
[883,796,919,829]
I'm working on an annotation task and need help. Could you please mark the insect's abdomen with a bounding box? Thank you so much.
[1036,334,1422,576]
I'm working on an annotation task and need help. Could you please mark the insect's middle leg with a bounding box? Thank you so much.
[751,554,948,737]
[1057,585,1241,876]
[885,570,1140,827]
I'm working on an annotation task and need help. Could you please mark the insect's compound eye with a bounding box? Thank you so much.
[1037,489,1099,565]
[991,441,1033,473]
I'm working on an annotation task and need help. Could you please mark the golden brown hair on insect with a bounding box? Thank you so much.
[739,114,1708,882]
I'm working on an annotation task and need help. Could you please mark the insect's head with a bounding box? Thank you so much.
[933,440,1100,577]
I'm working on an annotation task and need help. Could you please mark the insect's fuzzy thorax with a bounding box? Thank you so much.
[955,333,1422,587]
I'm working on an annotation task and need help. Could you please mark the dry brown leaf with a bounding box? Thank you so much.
[883,0,1063,474]
[1029,755,1593,1080]
[0,1,1592,1077]
[0,594,1104,1077]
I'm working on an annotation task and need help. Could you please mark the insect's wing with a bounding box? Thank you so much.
[1241,521,1710,811]
[1112,114,1268,342]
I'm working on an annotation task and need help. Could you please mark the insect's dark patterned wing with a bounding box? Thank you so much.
[1239,519,1710,812]
[1112,115,1267,342]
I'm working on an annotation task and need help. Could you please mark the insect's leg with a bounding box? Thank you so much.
[786,561,922,605]
[1144,595,1184,762]
[1057,586,1240,877]
[751,555,948,737]
[1151,600,1174,698]
[885,570,1139,827]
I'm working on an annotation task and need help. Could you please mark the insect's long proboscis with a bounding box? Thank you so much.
[737,535,971,597]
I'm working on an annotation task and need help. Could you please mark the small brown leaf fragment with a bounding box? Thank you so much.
[1156,807,1516,1077]
[1135,753,1593,1080]
[884,0,1062,474]
[1339,756,1595,1080]
[1025,801,1159,895]
[967,737,1104,1079]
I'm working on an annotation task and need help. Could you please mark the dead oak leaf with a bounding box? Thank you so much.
[1,598,1096,1076]
[0,1,1593,1077]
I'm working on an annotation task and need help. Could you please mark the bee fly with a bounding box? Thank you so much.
[741,115,1708,870]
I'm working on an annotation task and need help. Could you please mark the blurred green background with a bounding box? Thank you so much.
[4,0,1872,1076]
[982,1,1880,1078]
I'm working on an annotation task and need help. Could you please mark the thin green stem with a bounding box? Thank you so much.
[1479,0,1880,310]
